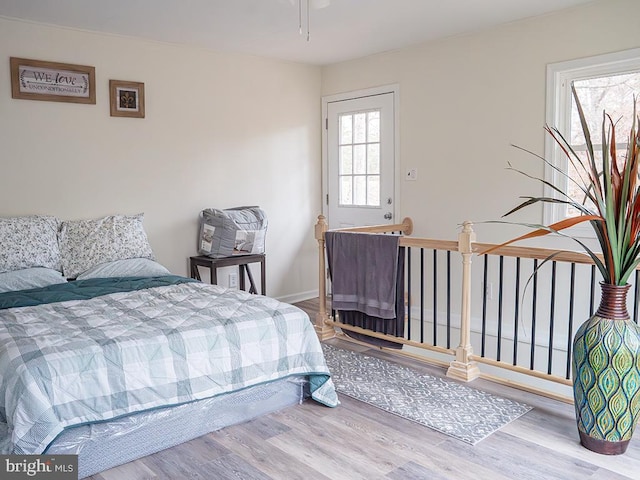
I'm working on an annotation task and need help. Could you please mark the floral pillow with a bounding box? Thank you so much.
[0,215,61,273]
[59,214,155,279]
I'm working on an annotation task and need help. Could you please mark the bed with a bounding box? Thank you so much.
[0,214,337,478]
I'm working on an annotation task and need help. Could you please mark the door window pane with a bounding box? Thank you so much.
[340,114,352,144]
[353,145,366,174]
[368,111,380,142]
[367,144,380,174]
[354,175,366,205]
[354,113,366,143]
[338,109,382,207]
[367,176,380,206]
[340,176,352,205]
[339,146,352,174]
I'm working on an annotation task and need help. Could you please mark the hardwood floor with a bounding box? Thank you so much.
[88,298,640,480]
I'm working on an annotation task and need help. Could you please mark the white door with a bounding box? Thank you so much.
[325,91,396,228]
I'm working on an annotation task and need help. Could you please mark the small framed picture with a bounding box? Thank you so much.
[110,80,145,118]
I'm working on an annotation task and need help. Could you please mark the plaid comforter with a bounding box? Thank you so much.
[0,279,337,454]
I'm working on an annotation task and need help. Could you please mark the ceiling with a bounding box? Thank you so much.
[0,0,597,65]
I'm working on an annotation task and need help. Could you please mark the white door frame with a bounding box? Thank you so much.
[321,84,400,226]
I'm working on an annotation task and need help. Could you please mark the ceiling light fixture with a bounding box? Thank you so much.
[297,0,330,42]
[298,0,309,41]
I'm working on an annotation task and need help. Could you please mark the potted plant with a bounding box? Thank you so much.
[487,84,640,455]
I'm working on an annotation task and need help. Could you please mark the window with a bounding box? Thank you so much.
[338,110,381,207]
[544,48,640,231]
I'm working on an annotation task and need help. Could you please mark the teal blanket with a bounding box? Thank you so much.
[0,275,197,310]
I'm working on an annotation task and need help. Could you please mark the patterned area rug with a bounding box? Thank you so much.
[322,344,532,445]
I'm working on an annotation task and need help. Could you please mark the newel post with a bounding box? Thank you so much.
[446,221,481,382]
[314,215,336,340]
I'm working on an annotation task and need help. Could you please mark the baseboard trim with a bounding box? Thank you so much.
[276,289,319,304]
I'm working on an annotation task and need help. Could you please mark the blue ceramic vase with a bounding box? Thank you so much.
[572,283,640,455]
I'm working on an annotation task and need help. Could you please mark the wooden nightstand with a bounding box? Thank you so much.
[189,254,266,295]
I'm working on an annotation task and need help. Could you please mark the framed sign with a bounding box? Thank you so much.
[110,80,145,118]
[10,57,96,104]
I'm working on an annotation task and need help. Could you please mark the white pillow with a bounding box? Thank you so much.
[0,267,67,293]
[76,258,171,280]
[0,215,61,273]
[60,214,155,279]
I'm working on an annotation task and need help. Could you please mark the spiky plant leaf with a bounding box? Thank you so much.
[490,86,640,286]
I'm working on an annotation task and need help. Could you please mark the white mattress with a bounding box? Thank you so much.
[46,376,309,479]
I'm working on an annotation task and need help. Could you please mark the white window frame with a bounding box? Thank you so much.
[544,47,640,237]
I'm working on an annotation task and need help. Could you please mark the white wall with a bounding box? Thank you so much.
[0,17,322,301]
[3,0,640,303]
[321,0,640,391]
[321,0,640,248]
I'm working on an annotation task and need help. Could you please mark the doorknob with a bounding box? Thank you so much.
[384,212,392,220]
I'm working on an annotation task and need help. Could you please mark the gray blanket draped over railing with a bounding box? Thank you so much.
[325,231,405,348]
